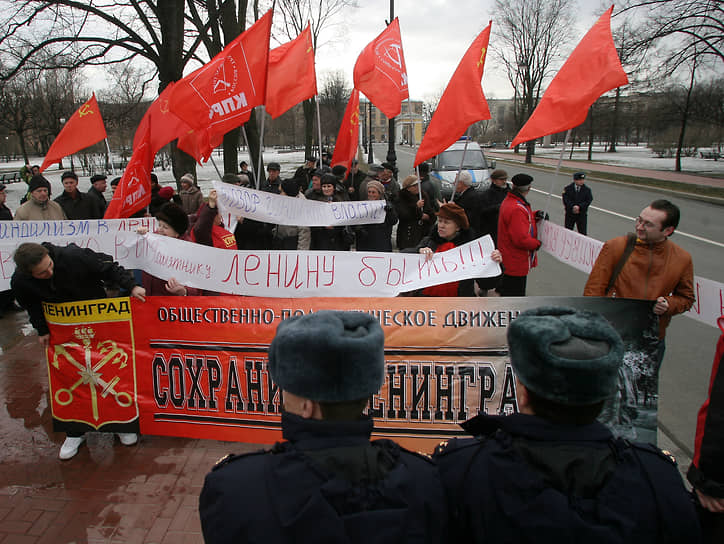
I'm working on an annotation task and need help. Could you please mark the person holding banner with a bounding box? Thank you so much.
[310,174,353,251]
[395,175,434,251]
[584,199,694,364]
[199,311,448,542]
[354,180,398,252]
[271,179,311,251]
[415,202,501,297]
[496,173,543,296]
[434,307,701,542]
[10,242,146,459]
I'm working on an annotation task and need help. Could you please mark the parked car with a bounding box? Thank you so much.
[430,137,496,200]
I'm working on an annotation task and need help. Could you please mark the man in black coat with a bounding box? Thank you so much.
[200,311,448,544]
[55,171,104,220]
[452,170,485,238]
[562,171,593,235]
[434,307,701,543]
[479,169,509,244]
[87,174,108,214]
[11,242,146,460]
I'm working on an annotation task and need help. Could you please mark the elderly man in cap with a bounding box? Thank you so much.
[14,175,67,221]
[496,173,544,296]
[55,170,104,219]
[562,171,593,235]
[263,161,282,194]
[200,311,448,543]
[378,161,401,202]
[87,174,108,214]
[435,307,701,542]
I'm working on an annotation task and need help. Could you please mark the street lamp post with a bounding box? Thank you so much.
[386,0,396,168]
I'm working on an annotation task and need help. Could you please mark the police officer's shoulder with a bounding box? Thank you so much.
[210,447,272,472]
[630,442,678,466]
[371,437,436,465]
[432,436,482,459]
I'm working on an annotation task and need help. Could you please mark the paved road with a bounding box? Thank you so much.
[379,142,724,464]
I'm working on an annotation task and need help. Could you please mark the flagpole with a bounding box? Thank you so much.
[256,106,266,190]
[544,128,571,219]
[315,95,323,164]
[103,138,115,175]
[209,155,223,180]
[241,126,257,184]
[407,97,422,202]
[452,127,472,202]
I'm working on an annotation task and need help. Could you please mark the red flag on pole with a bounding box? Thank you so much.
[168,10,272,144]
[104,123,154,219]
[266,24,318,119]
[414,23,492,167]
[40,94,107,172]
[330,89,360,173]
[510,6,628,148]
[134,83,190,156]
[177,128,221,164]
[353,18,409,119]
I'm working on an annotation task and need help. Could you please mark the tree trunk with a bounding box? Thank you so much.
[608,87,621,152]
[245,108,263,187]
[525,140,534,163]
[675,62,697,172]
[303,98,315,159]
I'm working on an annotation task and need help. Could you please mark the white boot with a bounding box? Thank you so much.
[116,432,138,446]
[59,435,85,460]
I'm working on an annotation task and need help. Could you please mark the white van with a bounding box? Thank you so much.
[430,137,496,200]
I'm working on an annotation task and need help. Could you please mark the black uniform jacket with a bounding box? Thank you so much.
[200,412,448,544]
[434,412,701,544]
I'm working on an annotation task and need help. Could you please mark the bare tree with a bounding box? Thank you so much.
[318,70,351,143]
[618,0,723,64]
[493,0,575,163]
[0,68,35,163]
[274,0,358,157]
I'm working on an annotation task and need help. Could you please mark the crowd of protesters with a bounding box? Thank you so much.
[5,155,721,542]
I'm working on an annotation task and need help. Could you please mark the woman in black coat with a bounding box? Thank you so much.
[395,175,434,251]
[355,180,398,252]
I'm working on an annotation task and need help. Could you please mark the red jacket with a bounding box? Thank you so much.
[497,191,541,277]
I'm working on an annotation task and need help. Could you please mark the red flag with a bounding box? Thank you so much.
[330,89,360,173]
[134,83,190,155]
[414,23,492,167]
[40,94,107,172]
[168,10,272,143]
[266,24,318,119]
[511,6,628,148]
[177,127,221,164]
[353,18,409,119]
[104,123,153,219]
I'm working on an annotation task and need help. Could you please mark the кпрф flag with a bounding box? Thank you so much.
[134,83,190,156]
[511,5,628,148]
[353,18,409,119]
[40,94,107,172]
[168,10,272,146]
[414,23,492,167]
[266,24,318,119]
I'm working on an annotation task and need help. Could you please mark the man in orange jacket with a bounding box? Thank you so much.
[584,199,694,364]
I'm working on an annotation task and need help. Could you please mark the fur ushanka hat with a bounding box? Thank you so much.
[268,311,385,403]
[507,307,623,405]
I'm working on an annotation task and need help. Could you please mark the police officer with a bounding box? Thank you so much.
[562,171,593,235]
[199,311,448,543]
[434,306,701,543]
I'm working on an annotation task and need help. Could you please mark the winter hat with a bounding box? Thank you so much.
[61,171,78,181]
[156,202,189,237]
[490,169,508,180]
[402,175,420,189]
[507,307,623,405]
[28,175,51,194]
[511,173,534,187]
[268,311,385,402]
[158,186,174,201]
[90,174,107,184]
[573,172,586,180]
[267,162,281,171]
[281,178,299,197]
[437,202,469,230]
[366,180,385,197]
[180,173,195,187]
[332,165,347,178]
[321,173,337,186]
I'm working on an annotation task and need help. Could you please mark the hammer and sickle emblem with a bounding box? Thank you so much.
[78,104,94,117]
[159,99,170,114]
[477,46,487,68]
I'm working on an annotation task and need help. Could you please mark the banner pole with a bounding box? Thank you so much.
[103,138,115,175]
[241,126,256,184]
[544,128,571,219]
[315,95,323,163]
[256,106,266,190]
[209,155,223,180]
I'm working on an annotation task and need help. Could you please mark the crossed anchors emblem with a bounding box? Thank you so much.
[52,327,133,421]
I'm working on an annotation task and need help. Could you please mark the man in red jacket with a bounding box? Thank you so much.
[496,173,542,296]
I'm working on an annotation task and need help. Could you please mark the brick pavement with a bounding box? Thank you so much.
[0,313,263,544]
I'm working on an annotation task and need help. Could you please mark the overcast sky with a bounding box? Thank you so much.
[311,0,603,101]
